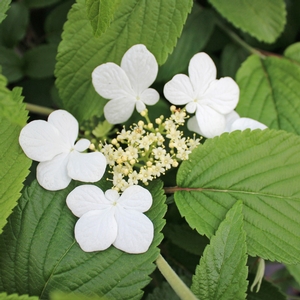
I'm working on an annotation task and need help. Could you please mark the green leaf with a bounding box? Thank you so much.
[0,2,29,48]
[236,55,300,135]
[0,180,166,299]
[0,46,23,83]
[55,0,193,122]
[208,0,286,43]
[0,80,31,234]
[284,42,300,64]
[23,44,57,79]
[191,201,248,300]
[0,0,11,24]
[0,293,38,300]
[175,129,300,264]
[86,0,120,37]
[286,264,300,286]
[23,0,61,8]
[157,6,215,82]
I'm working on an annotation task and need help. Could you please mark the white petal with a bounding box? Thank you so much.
[231,118,268,132]
[187,116,202,135]
[19,120,66,162]
[74,209,117,252]
[136,100,146,113]
[92,63,133,99]
[186,102,197,114]
[195,105,226,138]
[36,152,71,191]
[188,52,216,97]
[163,74,195,105]
[121,44,158,94]
[104,97,136,124]
[48,110,78,148]
[118,185,152,212]
[114,208,154,253]
[224,111,240,132]
[105,189,120,202]
[67,151,107,183]
[67,185,110,217]
[140,88,160,106]
[74,139,90,152]
[203,77,240,114]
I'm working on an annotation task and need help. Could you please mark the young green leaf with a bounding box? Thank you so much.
[236,55,300,135]
[175,129,300,264]
[284,42,300,64]
[0,293,38,300]
[191,201,248,300]
[55,0,193,121]
[85,0,120,37]
[0,180,166,299]
[208,0,286,43]
[0,0,11,24]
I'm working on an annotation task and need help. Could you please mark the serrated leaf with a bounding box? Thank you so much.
[236,55,300,135]
[86,0,120,37]
[0,0,11,24]
[175,129,300,264]
[0,293,38,300]
[191,201,248,300]
[55,0,193,122]
[284,42,300,64]
[0,180,166,299]
[0,82,31,234]
[208,0,286,43]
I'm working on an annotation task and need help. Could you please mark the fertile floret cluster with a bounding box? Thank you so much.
[98,107,201,191]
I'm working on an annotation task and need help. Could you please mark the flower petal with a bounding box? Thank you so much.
[140,88,160,106]
[121,44,158,94]
[67,185,110,217]
[163,74,194,105]
[74,209,117,252]
[67,151,107,183]
[224,111,240,132]
[74,139,90,152]
[36,152,71,191]
[92,63,133,99]
[203,77,239,114]
[187,116,203,135]
[195,105,226,138]
[19,120,66,162]
[231,118,268,132]
[118,185,152,212]
[104,97,136,124]
[188,52,216,97]
[114,208,154,253]
[136,100,146,113]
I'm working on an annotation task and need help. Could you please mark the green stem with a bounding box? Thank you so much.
[156,254,199,300]
[25,103,54,116]
[214,18,265,58]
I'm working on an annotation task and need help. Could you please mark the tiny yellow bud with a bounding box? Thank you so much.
[170,105,176,112]
[121,155,128,162]
[140,110,147,117]
[130,159,136,165]
[146,161,152,167]
[172,161,179,167]
[138,121,144,127]
[148,123,153,129]
[116,158,122,164]
[112,138,118,145]
[155,118,162,124]
[89,143,95,151]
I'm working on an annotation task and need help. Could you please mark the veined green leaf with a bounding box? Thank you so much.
[0,180,166,299]
[0,0,11,24]
[208,0,286,43]
[0,78,31,234]
[85,0,120,37]
[191,201,248,300]
[0,293,38,300]
[55,0,193,122]
[284,42,300,64]
[236,55,300,135]
[175,129,300,264]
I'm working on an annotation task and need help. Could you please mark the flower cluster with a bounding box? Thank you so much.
[99,107,200,191]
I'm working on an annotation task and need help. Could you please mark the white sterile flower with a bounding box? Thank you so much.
[19,110,107,191]
[92,44,160,124]
[66,185,154,254]
[164,52,240,138]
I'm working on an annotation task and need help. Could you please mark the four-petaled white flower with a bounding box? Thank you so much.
[19,110,107,191]
[66,185,154,254]
[92,44,160,124]
[163,52,240,138]
[188,110,267,136]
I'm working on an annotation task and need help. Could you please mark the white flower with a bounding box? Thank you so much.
[188,110,267,136]
[92,44,160,124]
[19,110,107,191]
[66,185,154,254]
[163,52,239,138]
